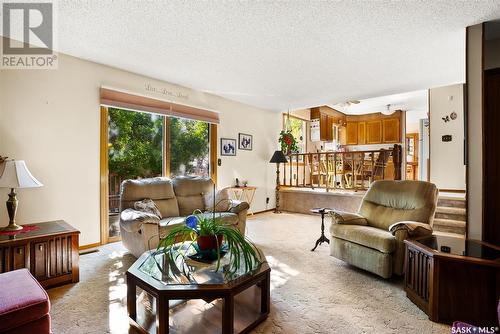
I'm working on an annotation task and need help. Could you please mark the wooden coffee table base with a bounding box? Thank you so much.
[127,269,270,334]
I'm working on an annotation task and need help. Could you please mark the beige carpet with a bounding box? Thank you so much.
[48,212,450,334]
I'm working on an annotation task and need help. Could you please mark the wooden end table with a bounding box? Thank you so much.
[226,186,257,215]
[404,235,500,325]
[0,220,80,288]
[127,247,271,334]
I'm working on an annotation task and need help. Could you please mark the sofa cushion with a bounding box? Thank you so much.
[330,224,396,253]
[173,176,214,216]
[121,177,180,217]
[121,177,176,202]
[0,269,50,332]
[155,198,180,218]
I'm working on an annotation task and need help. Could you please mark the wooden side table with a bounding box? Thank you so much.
[0,220,80,288]
[404,235,500,325]
[310,208,331,251]
[226,186,257,215]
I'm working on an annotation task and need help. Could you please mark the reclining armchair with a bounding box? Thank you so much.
[330,180,438,278]
[119,176,249,257]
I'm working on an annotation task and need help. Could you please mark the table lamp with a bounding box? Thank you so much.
[269,151,287,213]
[0,160,43,231]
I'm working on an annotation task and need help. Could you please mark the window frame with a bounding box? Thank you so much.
[282,113,308,154]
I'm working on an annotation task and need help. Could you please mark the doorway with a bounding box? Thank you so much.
[404,95,429,181]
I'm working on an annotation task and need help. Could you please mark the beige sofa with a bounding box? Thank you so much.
[119,176,249,257]
[330,180,438,278]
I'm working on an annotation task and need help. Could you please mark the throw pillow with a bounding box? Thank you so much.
[134,198,162,219]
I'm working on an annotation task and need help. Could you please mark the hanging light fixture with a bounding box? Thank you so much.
[382,104,396,116]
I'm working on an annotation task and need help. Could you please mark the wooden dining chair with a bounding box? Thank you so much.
[366,149,391,184]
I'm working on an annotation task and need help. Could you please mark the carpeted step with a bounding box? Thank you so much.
[433,230,466,239]
[434,206,466,221]
[433,218,466,235]
[437,197,466,209]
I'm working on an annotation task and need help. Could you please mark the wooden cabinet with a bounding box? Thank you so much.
[320,113,328,141]
[32,241,48,279]
[404,237,500,325]
[326,115,333,142]
[357,122,366,145]
[338,126,347,145]
[12,245,28,270]
[311,108,401,145]
[0,221,79,288]
[382,118,400,143]
[366,120,382,143]
[346,122,358,145]
[310,107,346,142]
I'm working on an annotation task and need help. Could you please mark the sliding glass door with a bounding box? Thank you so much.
[107,107,165,238]
[170,117,210,178]
[100,106,216,243]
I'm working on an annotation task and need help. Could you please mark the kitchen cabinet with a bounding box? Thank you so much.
[310,108,401,145]
[326,116,334,142]
[357,122,366,145]
[346,122,358,144]
[310,107,345,142]
[366,120,382,143]
[382,118,400,143]
[338,125,347,145]
[320,113,328,140]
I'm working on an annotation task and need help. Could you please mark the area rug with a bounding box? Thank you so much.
[48,212,450,333]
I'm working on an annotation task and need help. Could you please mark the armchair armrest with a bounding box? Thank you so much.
[330,210,368,226]
[229,200,250,214]
[388,221,433,238]
[120,208,160,233]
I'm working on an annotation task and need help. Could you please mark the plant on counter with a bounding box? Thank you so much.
[157,209,261,273]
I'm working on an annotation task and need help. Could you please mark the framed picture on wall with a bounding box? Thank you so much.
[238,133,253,150]
[220,138,237,156]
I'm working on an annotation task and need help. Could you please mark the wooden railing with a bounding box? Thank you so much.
[281,144,402,191]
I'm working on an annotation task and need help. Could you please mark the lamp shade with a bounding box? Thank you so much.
[269,150,288,163]
[0,160,43,189]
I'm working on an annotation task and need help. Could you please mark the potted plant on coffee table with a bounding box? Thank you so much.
[157,209,261,273]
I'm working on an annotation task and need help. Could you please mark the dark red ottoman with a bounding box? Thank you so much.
[0,269,51,334]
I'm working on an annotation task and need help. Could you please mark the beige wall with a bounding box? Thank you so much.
[466,24,483,240]
[0,49,280,246]
[429,84,466,191]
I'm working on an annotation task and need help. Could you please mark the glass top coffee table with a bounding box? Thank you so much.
[126,246,271,334]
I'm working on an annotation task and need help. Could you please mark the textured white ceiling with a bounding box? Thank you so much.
[53,0,500,111]
[331,90,428,115]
